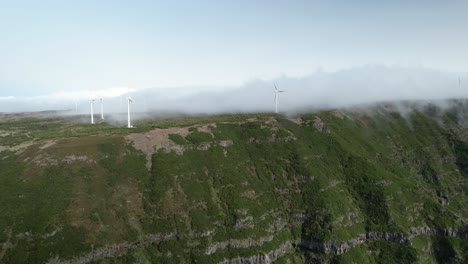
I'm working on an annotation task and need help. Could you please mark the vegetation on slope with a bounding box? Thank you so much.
[0,101,467,263]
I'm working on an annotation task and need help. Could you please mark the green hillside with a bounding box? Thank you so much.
[0,101,467,263]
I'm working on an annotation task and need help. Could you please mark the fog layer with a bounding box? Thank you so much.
[1,65,466,114]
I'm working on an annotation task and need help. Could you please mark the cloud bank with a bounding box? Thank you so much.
[1,65,466,115]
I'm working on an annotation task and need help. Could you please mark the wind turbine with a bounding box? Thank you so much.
[127,96,133,128]
[274,83,285,113]
[90,98,95,124]
[100,98,104,120]
[459,77,462,89]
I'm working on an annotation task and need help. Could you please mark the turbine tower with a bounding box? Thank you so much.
[90,99,95,124]
[274,83,285,113]
[100,98,104,120]
[127,96,133,128]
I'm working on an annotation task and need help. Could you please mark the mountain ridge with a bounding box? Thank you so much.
[0,100,467,263]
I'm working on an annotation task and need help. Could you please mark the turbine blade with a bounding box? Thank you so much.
[274,83,277,91]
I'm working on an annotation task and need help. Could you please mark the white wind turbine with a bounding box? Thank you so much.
[274,83,285,113]
[127,96,133,128]
[100,98,104,120]
[90,98,95,124]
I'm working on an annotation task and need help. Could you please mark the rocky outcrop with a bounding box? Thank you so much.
[219,140,234,147]
[299,226,468,255]
[247,136,296,144]
[218,241,293,264]
[45,224,467,264]
[313,117,325,132]
[31,154,96,166]
[46,230,214,264]
[206,236,273,255]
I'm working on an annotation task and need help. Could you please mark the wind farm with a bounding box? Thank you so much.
[1,1,468,263]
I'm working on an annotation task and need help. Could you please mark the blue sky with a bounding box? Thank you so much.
[1,0,467,98]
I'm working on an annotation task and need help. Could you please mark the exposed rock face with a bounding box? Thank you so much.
[219,140,234,147]
[197,142,212,151]
[46,231,214,264]
[206,236,273,255]
[313,117,325,132]
[219,241,293,264]
[31,154,96,166]
[247,136,297,144]
[46,225,467,264]
[299,226,468,255]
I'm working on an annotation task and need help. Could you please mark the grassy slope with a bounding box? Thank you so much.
[0,105,467,263]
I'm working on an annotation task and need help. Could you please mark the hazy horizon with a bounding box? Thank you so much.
[0,65,466,114]
[1,1,467,113]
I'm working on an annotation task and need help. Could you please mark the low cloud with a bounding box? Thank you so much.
[1,65,466,116]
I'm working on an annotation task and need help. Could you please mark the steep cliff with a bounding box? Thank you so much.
[0,100,467,263]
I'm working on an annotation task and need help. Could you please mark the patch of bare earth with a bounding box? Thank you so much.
[39,139,57,149]
[197,124,216,137]
[0,130,14,137]
[0,141,35,154]
[356,114,370,126]
[264,116,282,129]
[126,124,223,171]
[288,117,302,125]
[332,111,345,120]
[126,127,191,171]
